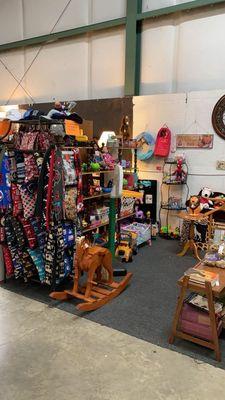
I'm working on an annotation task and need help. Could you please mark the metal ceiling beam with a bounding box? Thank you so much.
[0,17,126,53]
[124,0,142,97]
[137,0,225,21]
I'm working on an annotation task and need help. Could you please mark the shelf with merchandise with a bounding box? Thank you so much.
[81,169,115,175]
[161,205,186,211]
[159,159,189,239]
[82,212,135,233]
[83,193,111,201]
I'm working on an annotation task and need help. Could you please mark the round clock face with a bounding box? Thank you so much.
[212,95,225,139]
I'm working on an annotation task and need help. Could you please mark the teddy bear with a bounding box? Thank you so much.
[204,242,225,268]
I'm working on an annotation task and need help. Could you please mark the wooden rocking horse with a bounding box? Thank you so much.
[50,237,132,311]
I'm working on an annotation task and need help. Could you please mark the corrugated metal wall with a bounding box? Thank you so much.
[0,1,225,104]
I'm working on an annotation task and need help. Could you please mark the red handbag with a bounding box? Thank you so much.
[154,127,171,157]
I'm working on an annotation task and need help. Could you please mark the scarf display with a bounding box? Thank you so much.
[0,127,83,287]
[0,154,11,209]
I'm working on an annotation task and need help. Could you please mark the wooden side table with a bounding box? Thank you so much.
[177,204,225,260]
[177,214,204,260]
[169,263,225,362]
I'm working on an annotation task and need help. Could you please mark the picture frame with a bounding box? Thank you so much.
[176,134,213,149]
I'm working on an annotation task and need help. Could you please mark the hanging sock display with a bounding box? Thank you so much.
[44,220,64,286]
[0,153,11,209]
[2,244,14,277]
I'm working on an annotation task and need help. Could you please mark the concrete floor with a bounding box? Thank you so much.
[1,289,225,400]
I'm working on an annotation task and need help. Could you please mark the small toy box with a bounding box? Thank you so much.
[121,222,151,246]
[91,206,109,225]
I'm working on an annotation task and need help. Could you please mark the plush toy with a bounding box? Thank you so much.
[102,146,115,170]
[135,199,144,219]
[90,162,100,172]
[198,187,214,210]
[120,115,131,141]
[92,142,104,164]
[172,158,186,182]
[186,195,202,215]
[210,191,225,208]
[204,242,225,268]
[81,163,87,172]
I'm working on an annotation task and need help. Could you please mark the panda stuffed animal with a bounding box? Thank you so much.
[198,187,214,210]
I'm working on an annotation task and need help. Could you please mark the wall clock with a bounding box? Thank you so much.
[212,95,225,139]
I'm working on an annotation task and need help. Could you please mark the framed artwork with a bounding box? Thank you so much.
[176,134,213,149]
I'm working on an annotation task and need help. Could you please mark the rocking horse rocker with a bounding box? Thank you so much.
[50,237,132,311]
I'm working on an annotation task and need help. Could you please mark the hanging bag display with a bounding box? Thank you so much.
[154,126,171,157]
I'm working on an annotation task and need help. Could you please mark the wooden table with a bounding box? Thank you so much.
[177,204,225,260]
[169,263,225,361]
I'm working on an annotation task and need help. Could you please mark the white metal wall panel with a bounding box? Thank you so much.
[140,11,225,95]
[24,38,89,102]
[23,0,89,38]
[23,0,126,39]
[140,23,176,95]
[0,49,27,105]
[0,0,23,44]
[90,28,125,99]
[176,13,225,92]
[91,0,126,23]
[142,0,195,12]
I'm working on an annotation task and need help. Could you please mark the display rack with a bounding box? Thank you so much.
[159,160,189,239]
[79,145,138,256]
[1,120,138,291]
